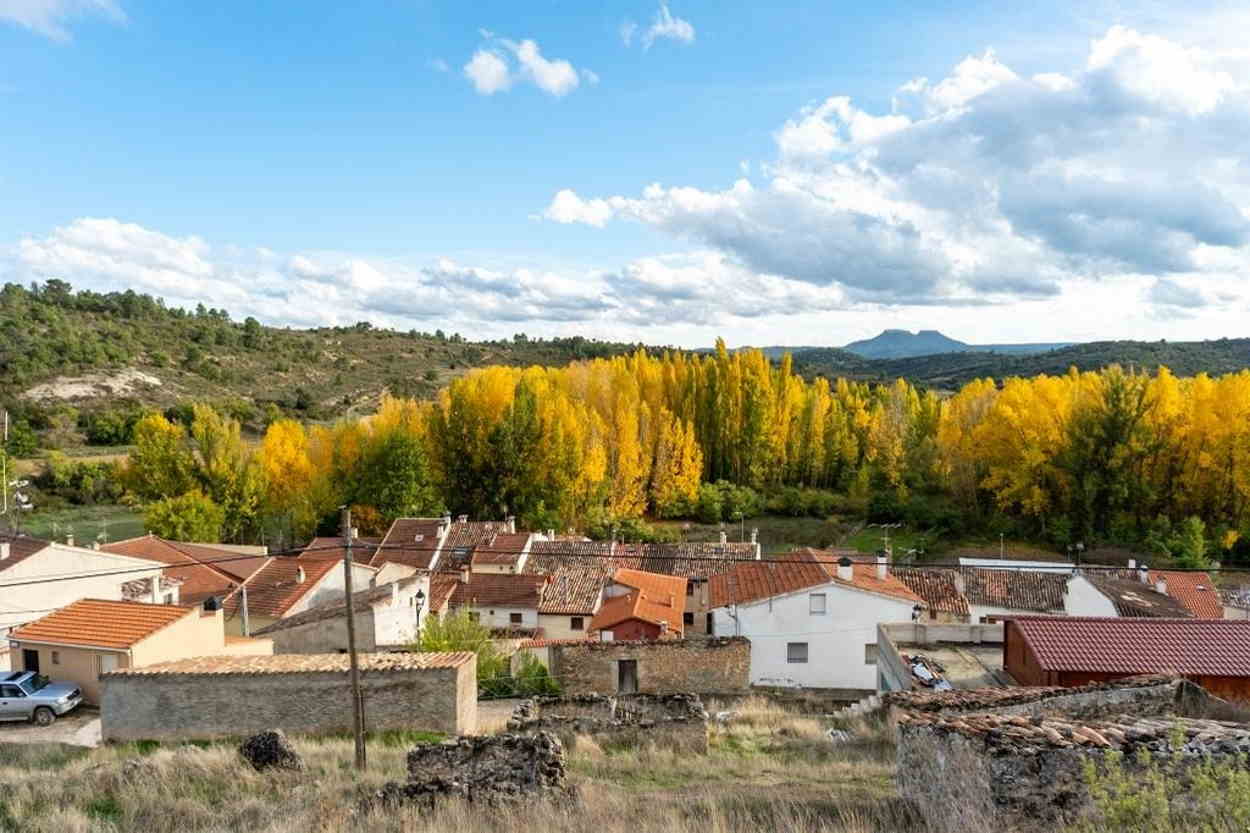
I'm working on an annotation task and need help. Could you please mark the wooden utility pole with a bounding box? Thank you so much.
[342,506,366,770]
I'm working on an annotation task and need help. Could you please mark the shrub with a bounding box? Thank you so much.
[143,491,225,541]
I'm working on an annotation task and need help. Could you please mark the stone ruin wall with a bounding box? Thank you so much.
[508,693,710,753]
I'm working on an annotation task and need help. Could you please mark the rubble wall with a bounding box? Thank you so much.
[549,637,749,695]
[101,662,475,741]
[508,693,710,753]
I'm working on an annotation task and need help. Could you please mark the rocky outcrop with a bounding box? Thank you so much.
[238,730,303,772]
[372,732,571,809]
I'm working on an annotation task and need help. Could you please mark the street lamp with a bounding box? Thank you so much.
[414,588,426,635]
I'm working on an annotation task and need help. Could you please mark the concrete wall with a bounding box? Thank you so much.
[549,637,749,695]
[0,544,165,634]
[130,609,227,667]
[1063,575,1118,617]
[101,660,476,741]
[876,622,1005,693]
[712,582,916,690]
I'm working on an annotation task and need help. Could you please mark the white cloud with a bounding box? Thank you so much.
[622,4,695,51]
[464,50,512,95]
[0,0,123,41]
[462,34,589,98]
[542,26,1250,309]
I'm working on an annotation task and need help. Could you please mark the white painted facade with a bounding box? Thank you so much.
[537,613,591,640]
[468,605,539,630]
[968,603,1064,622]
[371,575,432,646]
[1063,575,1122,617]
[374,561,419,586]
[711,582,917,691]
[0,541,167,636]
[284,562,378,617]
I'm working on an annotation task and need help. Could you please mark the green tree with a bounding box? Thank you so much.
[355,431,441,523]
[127,413,196,499]
[143,491,226,541]
[413,609,511,697]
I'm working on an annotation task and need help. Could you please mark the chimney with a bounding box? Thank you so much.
[0,542,8,561]
[953,570,966,595]
[1138,564,1150,584]
[875,550,888,581]
[296,566,306,584]
[750,528,758,544]
[391,581,399,605]
[151,576,160,604]
[457,514,468,524]
[65,533,74,547]
[1155,577,1168,596]
[460,566,470,584]
[1128,558,1137,570]
[836,556,853,583]
[719,530,727,545]
[506,515,516,534]
[91,541,101,551]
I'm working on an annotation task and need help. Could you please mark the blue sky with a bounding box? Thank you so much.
[3,0,1249,347]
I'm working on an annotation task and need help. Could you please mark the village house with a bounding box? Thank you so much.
[368,515,520,581]
[591,568,688,640]
[102,534,269,607]
[708,549,925,694]
[252,574,431,653]
[8,598,273,703]
[892,568,971,623]
[523,542,609,639]
[445,569,548,631]
[220,536,377,636]
[1065,566,1194,618]
[1003,616,1250,701]
[0,533,171,669]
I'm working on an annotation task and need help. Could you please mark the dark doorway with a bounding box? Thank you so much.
[22,650,39,674]
[617,659,638,694]
[706,612,714,635]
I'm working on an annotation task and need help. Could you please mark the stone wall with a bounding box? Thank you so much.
[507,693,710,752]
[896,710,1250,832]
[548,637,749,696]
[101,661,476,741]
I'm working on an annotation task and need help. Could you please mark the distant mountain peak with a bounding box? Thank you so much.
[843,330,968,359]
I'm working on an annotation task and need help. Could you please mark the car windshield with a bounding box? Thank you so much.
[22,675,50,694]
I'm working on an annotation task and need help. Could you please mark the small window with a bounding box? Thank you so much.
[570,616,584,631]
[468,612,480,623]
[0,685,22,698]
[683,612,694,626]
[787,642,809,663]
[686,581,694,596]
[510,612,523,625]
[51,651,60,665]
[809,593,827,614]
[864,644,878,665]
[163,593,174,605]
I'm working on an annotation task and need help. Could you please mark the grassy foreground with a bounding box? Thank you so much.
[0,698,910,833]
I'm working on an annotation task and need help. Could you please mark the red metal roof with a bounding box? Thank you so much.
[1009,616,1250,676]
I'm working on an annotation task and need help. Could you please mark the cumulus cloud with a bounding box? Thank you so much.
[0,0,123,41]
[463,34,589,98]
[621,4,695,51]
[542,26,1250,307]
[1149,278,1207,309]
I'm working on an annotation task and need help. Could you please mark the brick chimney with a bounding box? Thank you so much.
[296,566,306,584]
[875,550,888,581]
[1128,558,1137,570]
[836,556,853,582]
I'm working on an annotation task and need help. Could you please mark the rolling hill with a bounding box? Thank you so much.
[841,329,1073,359]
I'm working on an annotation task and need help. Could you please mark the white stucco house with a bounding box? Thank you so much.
[708,549,925,693]
[253,574,432,653]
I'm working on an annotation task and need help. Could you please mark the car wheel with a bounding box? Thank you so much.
[32,707,55,727]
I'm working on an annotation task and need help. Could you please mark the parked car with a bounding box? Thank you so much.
[0,671,82,726]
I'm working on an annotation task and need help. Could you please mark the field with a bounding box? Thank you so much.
[0,699,912,833]
[14,504,145,544]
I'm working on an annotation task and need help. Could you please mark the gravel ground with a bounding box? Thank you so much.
[0,706,100,747]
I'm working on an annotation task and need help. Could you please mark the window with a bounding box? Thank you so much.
[51,651,59,665]
[683,612,694,626]
[510,613,523,625]
[163,593,174,605]
[98,654,118,674]
[0,685,23,698]
[809,593,827,614]
[787,642,809,664]
[685,581,694,596]
[467,612,480,623]
[570,617,584,631]
[864,644,878,665]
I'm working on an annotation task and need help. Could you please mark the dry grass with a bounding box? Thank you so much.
[0,698,919,833]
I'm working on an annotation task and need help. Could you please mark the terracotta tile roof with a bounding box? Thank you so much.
[0,533,53,573]
[471,533,531,567]
[252,575,426,635]
[427,573,460,614]
[519,638,596,648]
[619,541,758,579]
[1150,571,1223,619]
[103,535,267,604]
[448,572,548,610]
[524,543,628,614]
[1083,574,1193,618]
[892,568,971,618]
[369,518,446,570]
[11,599,195,649]
[708,549,923,607]
[960,567,1068,612]
[439,521,511,570]
[807,550,926,604]
[589,568,689,634]
[1009,616,1250,676]
[225,556,341,618]
[105,651,475,676]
